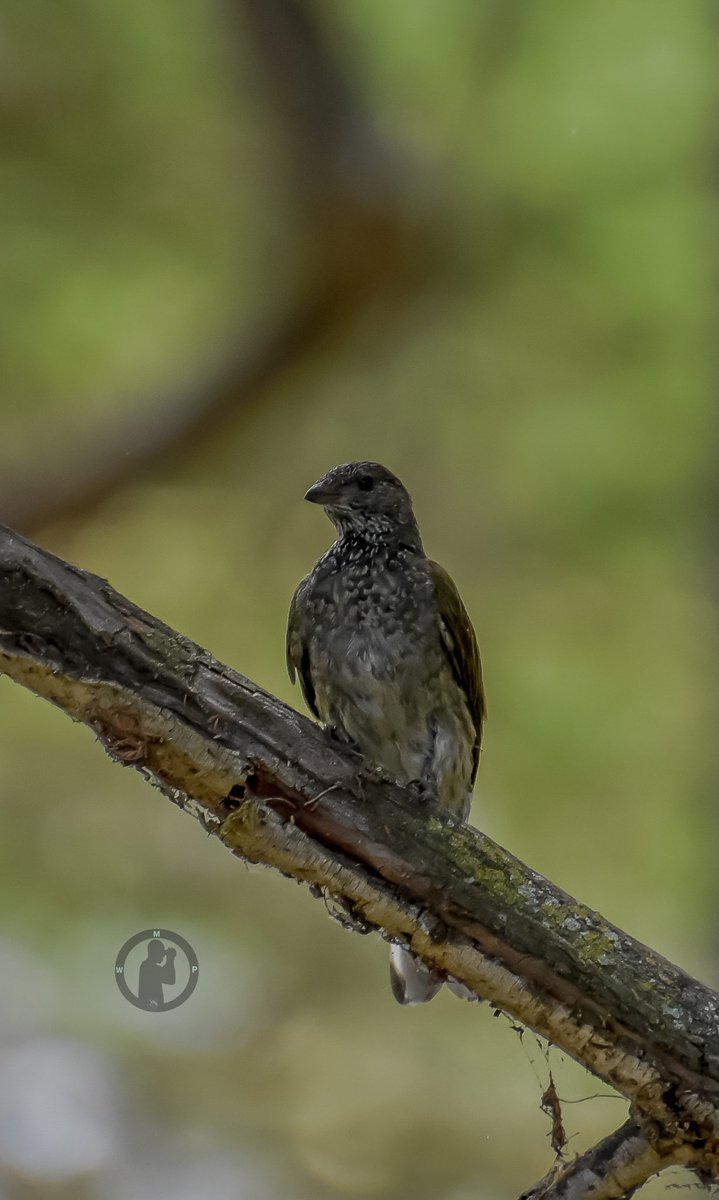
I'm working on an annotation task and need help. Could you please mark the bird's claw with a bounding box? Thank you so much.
[323,725,366,764]
[406,779,440,809]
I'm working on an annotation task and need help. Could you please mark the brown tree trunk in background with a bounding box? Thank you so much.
[0,0,432,535]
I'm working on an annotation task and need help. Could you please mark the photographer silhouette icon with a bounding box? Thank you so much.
[115,929,198,1012]
[138,938,176,1009]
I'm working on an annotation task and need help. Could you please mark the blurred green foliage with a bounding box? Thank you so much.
[0,1,715,1197]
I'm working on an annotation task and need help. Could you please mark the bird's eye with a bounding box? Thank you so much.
[357,475,374,491]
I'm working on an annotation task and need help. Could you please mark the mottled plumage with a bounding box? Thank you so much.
[287,462,485,1003]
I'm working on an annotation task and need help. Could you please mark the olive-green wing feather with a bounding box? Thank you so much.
[429,560,486,784]
[286,578,319,720]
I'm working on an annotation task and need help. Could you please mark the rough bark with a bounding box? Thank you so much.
[0,521,716,1195]
[519,1118,694,1200]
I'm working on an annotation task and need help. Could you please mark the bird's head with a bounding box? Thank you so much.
[305,462,422,544]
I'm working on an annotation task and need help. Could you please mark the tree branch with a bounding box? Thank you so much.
[1,521,718,1194]
[520,1117,699,1200]
[4,0,427,535]
[0,263,409,534]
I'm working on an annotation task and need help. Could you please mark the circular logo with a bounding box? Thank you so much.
[115,929,198,1012]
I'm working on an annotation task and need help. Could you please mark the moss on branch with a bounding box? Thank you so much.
[0,522,717,1189]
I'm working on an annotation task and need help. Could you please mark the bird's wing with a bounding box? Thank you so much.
[286,577,319,719]
[428,559,486,784]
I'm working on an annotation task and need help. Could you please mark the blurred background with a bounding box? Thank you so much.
[0,1,715,1196]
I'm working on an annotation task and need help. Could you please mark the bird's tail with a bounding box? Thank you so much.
[389,945,443,1005]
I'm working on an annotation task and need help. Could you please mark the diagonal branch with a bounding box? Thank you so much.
[0,260,408,534]
[4,0,427,535]
[0,295,345,531]
[1,521,719,1193]
[519,1117,698,1200]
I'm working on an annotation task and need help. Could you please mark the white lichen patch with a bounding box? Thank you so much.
[182,795,222,827]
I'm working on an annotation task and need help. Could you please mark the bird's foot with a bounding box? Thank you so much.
[323,725,365,762]
[405,778,441,810]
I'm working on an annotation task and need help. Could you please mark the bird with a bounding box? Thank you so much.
[286,461,485,1004]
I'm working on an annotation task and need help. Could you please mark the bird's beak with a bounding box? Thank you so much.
[304,479,340,505]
